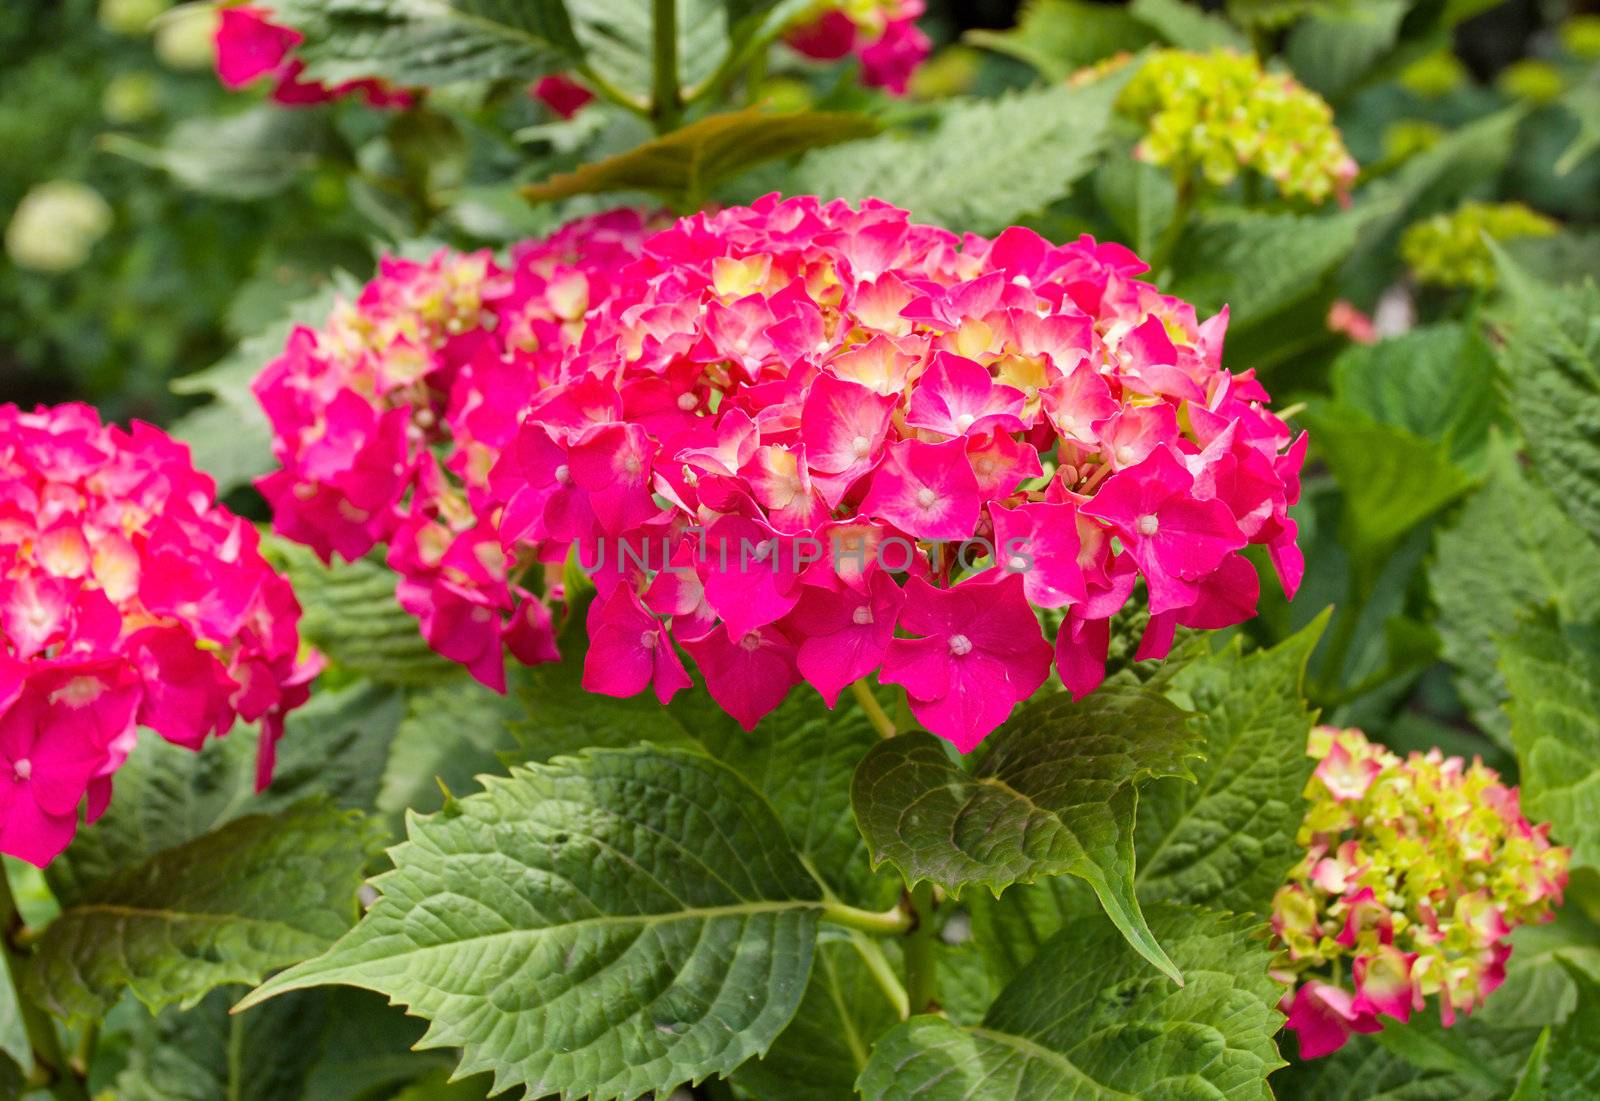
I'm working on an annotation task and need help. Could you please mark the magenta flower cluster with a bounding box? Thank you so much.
[785,0,933,96]
[0,404,319,865]
[254,197,1305,752]
[213,5,414,109]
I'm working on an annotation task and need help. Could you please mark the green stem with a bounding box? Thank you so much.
[0,871,88,1101]
[820,898,914,936]
[850,680,896,739]
[849,932,910,1020]
[650,0,682,133]
[573,63,650,117]
[902,882,939,1015]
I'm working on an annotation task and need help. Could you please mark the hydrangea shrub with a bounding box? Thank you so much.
[4,2,1597,1099]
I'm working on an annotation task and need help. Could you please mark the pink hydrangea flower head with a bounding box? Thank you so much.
[254,197,1304,751]
[1275,726,1570,1058]
[0,403,317,865]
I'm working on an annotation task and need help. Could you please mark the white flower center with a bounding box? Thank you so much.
[639,629,658,650]
[948,633,973,657]
[1136,514,1160,537]
[955,413,976,431]
[740,632,763,652]
[554,464,571,485]
[916,487,939,509]
[852,606,874,626]
[12,759,31,782]
[851,434,871,457]
[676,392,698,411]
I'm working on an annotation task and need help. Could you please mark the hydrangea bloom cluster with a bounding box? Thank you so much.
[1274,727,1569,1059]
[257,197,1305,752]
[253,210,658,692]
[0,404,319,866]
[1111,49,1358,205]
[1400,201,1559,290]
[785,0,932,95]
[214,5,413,108]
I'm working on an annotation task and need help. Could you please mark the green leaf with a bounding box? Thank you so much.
[1430,441,1600,743]
[272,0,583,88]
[116,986,452,1101]
[168,401,276,498]
[1134,615,1325,916]
[1502,616,1600,869]
[568,0,744,102]
[1298,402,1474,567]
[1508,1027,1549,1101]
[114,986,327,1101]
[1492,249,1600,546]
[732,929,904,1100]
[1273,1039,1508,1101]
[1284,0,1407,100]
[511,636,895,906]
[850,684,1201,983]
[1128,0,1248,49]
[1342,107,1524,294]
[47,681,403,907]
[856,905,1284,1100]
[376,670,526,826]
[1329,322,1501,470]
[699,688,898,908]
[301,988,458,1101]
[522,109,878,209]
[1545,968,1600,1100]
[965,0,1154,81]
[265,539,458,684]
[171,275,360,493]
[102,107,339,200]
[0,1052,20,1100]
[792,70,1132,234]
[1169,205,1377,328]
[1094,154,1178,261]
[24,800,382,1019]
[237,747,825,1101]
[1555,81,1600,177]
[964,876,1093,988]
[1226,0,1345,27]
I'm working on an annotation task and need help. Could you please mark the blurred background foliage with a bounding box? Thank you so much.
[6,0,1594,421]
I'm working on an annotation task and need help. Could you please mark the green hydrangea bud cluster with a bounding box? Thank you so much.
[1496,59,1565,104]
[1400,201,1558,290]
[1381,120,1446,164]
[1114,49,1357,205]
[1562,15,1600,61]
[1399,50,1468,98]
[1273,727,1569,1058]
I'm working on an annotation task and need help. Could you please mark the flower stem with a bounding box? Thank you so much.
[650,0,683,133]
[819,898,914,936]
[851,680,896,739]
[850,932,911,1020]
[0,870,87,1101]
[902,881,939,1015]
